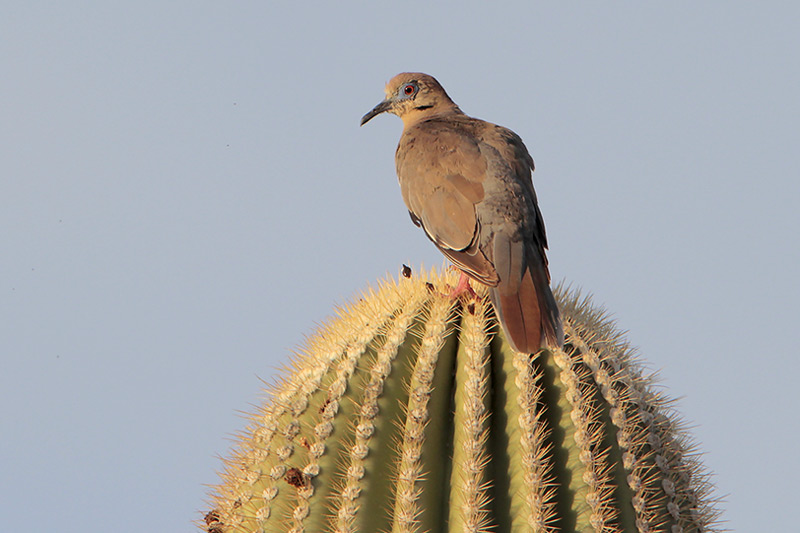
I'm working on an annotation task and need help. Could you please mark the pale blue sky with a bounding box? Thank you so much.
[2,3,798,531]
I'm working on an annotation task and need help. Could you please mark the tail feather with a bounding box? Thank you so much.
[528,263,564,348]
[490,266,563,353]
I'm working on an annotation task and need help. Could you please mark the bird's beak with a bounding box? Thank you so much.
[360,99,392,126]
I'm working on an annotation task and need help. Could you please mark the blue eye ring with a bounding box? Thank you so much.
[400,83,417,97]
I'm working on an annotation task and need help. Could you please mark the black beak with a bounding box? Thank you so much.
[360,99,392,126]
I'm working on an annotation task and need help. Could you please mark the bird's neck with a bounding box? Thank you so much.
[401,103,463,129]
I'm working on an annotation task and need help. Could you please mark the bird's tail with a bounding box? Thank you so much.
[489,264,563,353]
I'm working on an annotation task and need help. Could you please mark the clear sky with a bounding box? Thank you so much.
[2,3,797,531]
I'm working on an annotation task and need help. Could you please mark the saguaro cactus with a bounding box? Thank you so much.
[203,268,720,533]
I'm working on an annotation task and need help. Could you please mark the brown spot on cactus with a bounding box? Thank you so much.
[202,268,722,533]
[203,510,221,529]
[285,467,309,489]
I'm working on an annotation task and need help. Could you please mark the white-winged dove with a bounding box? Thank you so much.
[362,73,563,352]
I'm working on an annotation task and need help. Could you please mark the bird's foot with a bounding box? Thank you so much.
[446,271,478,300]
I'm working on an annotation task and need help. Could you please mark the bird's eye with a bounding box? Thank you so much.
[403,84,415,96]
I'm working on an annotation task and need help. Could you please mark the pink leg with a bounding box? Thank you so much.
[448,271,477,299]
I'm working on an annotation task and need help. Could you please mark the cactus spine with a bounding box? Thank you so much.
[203,268,720,533]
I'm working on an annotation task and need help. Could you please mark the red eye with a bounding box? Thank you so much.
[404,84,415,95]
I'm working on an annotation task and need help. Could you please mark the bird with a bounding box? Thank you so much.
[361,73,563,353]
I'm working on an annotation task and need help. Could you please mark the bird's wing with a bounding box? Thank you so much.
[489,125,549,255]
[478,123,562,349]
[396,121,499,285]
[477,124,551,288]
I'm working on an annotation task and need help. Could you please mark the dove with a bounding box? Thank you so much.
[362,73,563,352]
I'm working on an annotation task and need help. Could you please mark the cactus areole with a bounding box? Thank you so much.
[203,268,720,533]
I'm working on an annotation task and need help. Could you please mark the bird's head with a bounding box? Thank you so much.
[361,72,460,127]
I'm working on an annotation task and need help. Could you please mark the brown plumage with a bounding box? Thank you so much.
[361,73,563,352]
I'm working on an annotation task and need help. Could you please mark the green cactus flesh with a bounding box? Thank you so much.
[203,268,720,533]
